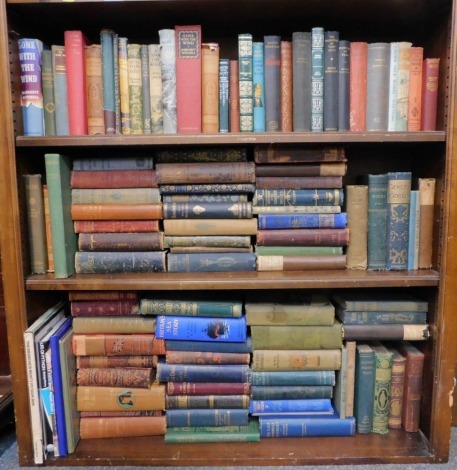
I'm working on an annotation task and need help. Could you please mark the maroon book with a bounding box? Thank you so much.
[256,228,350,246]
[229,60,240,132]
[70,169,158,188]
[69,291,138,301]
[77,367,154,388]
[254,146,347,164]
[71,299,139,317]
[420,58,440,131]
[167,382,251,396]
[74,220,160,233]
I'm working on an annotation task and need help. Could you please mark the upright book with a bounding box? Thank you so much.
[238,33,253,132]
[311,27,324,131]
[159,29,177,133]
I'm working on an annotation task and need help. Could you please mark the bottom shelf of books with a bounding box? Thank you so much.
[23,287,437,465]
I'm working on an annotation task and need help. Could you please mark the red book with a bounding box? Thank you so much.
[65,30,90,135]
[175,25,202,133]
[73,220,160,233]
[69,291,138,301]
[407,47,424,131]
[229,60,240,132]
[71,203,163,220]
[256,228,350,246]
[421,58,440,131]
[349,42,368,132]
[70,169,158,188]
[280,41,293,132]
[71,299,140,316]
[167,382,251,396]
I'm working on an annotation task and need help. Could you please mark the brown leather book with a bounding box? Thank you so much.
[156,162,256,184]
[256,228,350,246]
[345,185,368,270]
[77,367,155,388]
[71,203,163,220]
[164,218,257,236]
[256,176,343,189]
[85,44,104,135]
[76,355,158,369]
[418,178,436,268]
[386,346,407,429]
[70,169,158,188]
[251,349,342,371]
[255,163,347,177]
[166,350,251,365]
[254,146,346,164]
[71,299,139,316]
[202,43,220,133]
[280,40,293,132]
[74,220,160,233]
[229,60,240,132]
[72,333,166,356]
[407,46,424,131]
[420,58,440,131]
[349,42,368,131]
[167,382,251,396]
[256,255,347,271]
[69,290,138,301]
[80,415,166,438]
[78,232,164,251]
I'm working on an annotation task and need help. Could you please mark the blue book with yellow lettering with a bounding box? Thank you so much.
[258,213,347,229]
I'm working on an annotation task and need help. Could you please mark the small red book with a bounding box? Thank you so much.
[421,58,440,131]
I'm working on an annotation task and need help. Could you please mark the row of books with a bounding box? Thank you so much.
[18,28,440,137]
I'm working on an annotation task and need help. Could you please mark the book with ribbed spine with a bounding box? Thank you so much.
[280,40,293,132]
[252,349,342,371]
[112,33,121,133]
[338,40,350,130]
[256,228,349,246]
[51,45,70,135]
[259,416,355,437]
[264,35,281,132]
[219,58,230,132]
[140,299,242,317]
[159,29,177,133]
[78,232,164,251]
[407,46,424,131]
[85,45,104,135]
[163,194,247,203]
[163,202,252,219]
[311,27,324,131]
[292,32,311,131]
[70,299,139,316]
[140,44,151,134]
[253,42,265,132]
[256,175,343,189]
[75,251,166,273]
[148,44,164,133]
[76,367,154,388]
[160,184,255,194]
[74,220,159,234]
[118,37,130,133]
[202,42,219,133]
[238,33,253,132]
[166,351,250,365]
[253,206,342,215]
[72,316,156,335]
[164,219,256,236]
[251,385,333,400]
[76,356,157,369]
[71,188,161,205]
[127,43,143,134]
[166,395,249,409]
[323,31,339,131]
[386,346,406,429]
[257,213,347,230]
[253,189,344,207]
[157,363,250,383]
[166,409,248,427]
[167,382,250,396]
[164,235,251,248]
[421,58,440,131]
[354,343,375,433]
[41,50,56,136]
[100,29,116,134]
[371,342,393,434]
[156,147,247,163]
[251,370,335,386]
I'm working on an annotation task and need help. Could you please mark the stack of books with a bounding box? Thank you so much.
[70,290,167,438]
[68,156,166,274]
[253,146,349,271]
[141,296,257,442]
[246,292,355,437]
[157,150,257,272]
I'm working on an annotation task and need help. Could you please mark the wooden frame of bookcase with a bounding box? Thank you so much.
[1,0,457,466]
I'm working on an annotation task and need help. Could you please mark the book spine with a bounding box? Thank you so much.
[372,346,393,434]
[337,310,427,325]
[421,58,440,130]
[69,291,138,301]
[255,246,343,256]
[72,188,161,205]
[238,33,253,132]
[160,183,255,194]
[41,50,56,136]
[219,58,230,132]
[175,25,202,134]
[100,29,116,134]
[257,213,347,229]
[252,42,265,132]
[349,42,368,131]
[229,60,240,132]
[75,251,166,273]
[18,38,44,136]
[264,35,281,131]
[43,185,54,272]
[157,363,250,383]
[85,44,104,135]
[165,339,252,354]
[388,349,406,429]
[71,169,157,188]
[164,235,251,248]
[166,351,250,365]
[78,232,163,251]
[280,40,293,132]
[163,202,252,219]
[354,345,375,433]
[254,145,347,164]
[166,409,249,427]
[255,175,342,189]
[259,416,355,437]
[167,382,250,396]
[388,42,400,131]
[257,254,346,271]
[156,147,247,163]
[71,203,163,220]
[201,43,220,133]
[148,44,164,134]
[418,178,436,268]
[80,416,166,439]
[163,218,257,236]
[164,422,260,443]
[323,31,339,131]
[140,45,151,134]
[127,44,143,134]
[166,395,249,409]
[342,324,430,341]
[159,29,177,133]
[311,27,324,131]
[334,344,348,418]
[64,31,88,135]
[345,341,357,418]
[76,356,157,368]
[251,349,342,371]
[407,190,420,270]
[250,398,332,414]
[253,206,341,215]
[73,156,154,171]
[76,368,152,388]
[140,299,242,317]
[338,40,350,130]
[345,185,368,270]
[112,33,121,134]
[70,299,139,316]
[251,371,335,387]
[74,220,159,233]
[292,32,311,131]
[118,37,131,134]
[251,385,333,400]
[167,253,256,272]
[253,188,343,207]
[72,316,156,334]
[407,47,424,131]
[256,228,349,247]
[396,42,412,131]
[51,45,70,135]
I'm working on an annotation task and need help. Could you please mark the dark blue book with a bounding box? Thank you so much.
[336,308,427,325]
[257,213,347,229]
[323,31,339,131]
[49,317,72,457]
[159,183,256,194]
[292,32,312,131]
[156,315,247,342]
[251,370,335,386]
[163,202,252,219]
[219,58,230,132]
[157,363,250,383]
[338,40,350,130]
[259,415,356,437]
[354,343,375,433]
[264,35,281,131]
[311,27,324,132]
[250,398,333,415]
[253,42,265,132]
[253,189,344,207]
[166,409,249,427]
[251,385,333,400]
[167,253,257,273]
[165,337,252,353]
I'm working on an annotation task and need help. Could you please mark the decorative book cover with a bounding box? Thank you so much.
[159,183,255,194]
[255,162,347,177]
[159,29,177,133]
[345,185,368,270]
[257,213,347,229]
[311,27,324,131]
[250,370,335,386]
[165,350,250,365]
[238,33,253,132]
[202,43,219,133]
[253,42,265,132]
[219,58,230,132]
[100,29,116,134]
[76,355,157,369]
[166,382,250,396]
[155,315,247,342]
[157,363,250,383]
[280,40,293,132]
[386,346,406,429]
[72,188,161,205]
[408,47,424,131]
[78,232,164,251]
[250,398,333,414]
[148,44,164,133]
[252,385,333,400]
[140,299,242,317]
[74,220,159,234]
[292,32,311,131]
[140,45,151,134]
[349,42,368,131]
[167,252,257,272]
[84,44,104,135]
[421,58,440,131]
[254,145,346,164]
[259,416,355,437]
[354,343,375,433]
[408,190,420,270]
[264,35,281,132]
[76,367,154,388]
[323,31,339,132]
[41,50,56,136]
[75,251,166,273]
[156,147,247,163]
[163,202,252,219]
[51,45,70,135]
[165,394,249,409]
[71,169,157,189]
[255,175,343,189]
[256,228,349,247]
[127,43,143,134]
[70,299,139,316]
[118,37,131,134]
[371,342,393,434]
[253,189,344,207]
[338,40,350,131]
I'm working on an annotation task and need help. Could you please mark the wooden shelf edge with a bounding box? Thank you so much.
[15,131,446,147]
[25,270,440,290]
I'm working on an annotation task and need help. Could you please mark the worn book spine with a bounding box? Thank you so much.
[157,363,250,383]
[257,213,347,229]
[140,299,242,317]
[72,333,164,356]
[69,290,138,301]
[238,33,253,132]
[219,58,230,132]
[71,203,163,220]
[253,188,343,207]
[140,44,151,134]
[73,156,154,171]
[85,44,104,135]
[256,176,343,189]
[407,47,424,131]
[386,172,412,270]
[387,347,406,429]
[164,218,257,236]
[252,42,265,132]
[336,309,427,325]
[74,220,159,233]
[166,351,250,365]
[280,40,293,132]
[323,31,339,132]
[112,33,121,134]
[163,194,247,203]
[156,147,247,163]
[251,385,333,400]
[71,188,161,205]
[367,173,388,270]
[251,370,335,386]
[41,50,56,136]
[75,251,166,273]
[118,37,131,134]
[250,398,332,414]
[418,178,436,268]
[292,32,311,131]
[229,60,240,132]
[259,416,355,437]
[251,349,342,371]
[43,185,54,272]
[255,162,347,177]
[163,202,252,219]
[166,409,249,427]
[77,384,165,412]
[396,42,412,131]
[354,343,375,433]
[345,185,368,270]
[255,246,343,256]
[334,343,348,418]
[76,355,157,369]
[167,382,251,396]
[72,316,156,334]
[256,255,346,271]
[165,338,252,354]
[100,29,116,134]
[167,252,256,272]
[202,42,220,133]
[169,247,252,254]
[338,40,350,131]
[256,228,349,247]
[407,190,420,270]
[311,27,324,131]
[127,44,143,134]
[70,299,139,316]
[344,341,356,418]
[76,367,153,388]
[164,235,251,248]
[254,145,346,164]
[421,58,440,130]
[18,38,44,136]
[51,45,70,135]
[166,395,249,409]
[148,44,164,134]
[342,324,429,341]
[160,183,255,194]
[253,206,341,215]
[264,35,281,132]
[332,294,428,312]
[159,29,177,133]
[70,169,158,189]
[80,416,166,439]
[80,410,163,418]
[349,42,368,131]
[78,232,164,251]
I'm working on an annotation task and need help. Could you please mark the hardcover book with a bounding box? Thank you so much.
[76,367,154,388]
[407,47,424,131]
[73,156,154,171]
[292,32,311,131]
[72,316,156,335]
[386,346,406,429]
[253,145,347,164]
[256,228,349,247]
[421,58,440,131]
[163,202,252,219]
[407,190,420,270]
[252,42,265,132]
[333,291,428,312]
[219,58,230,132]
[41,50,56,136]
[163,219,257,236]
[229,60,240,132]
[354,343,375,433]
[257,213,347,230]
[159,29,177,133]
[202,43,220,133]
[342,324,429,341]
[253,189,344,207]
[165,350,250,365]
[166,382,250,396]
[345,185,368,270]
[77,232,164,252]
[118,37,131,134]
[238,33,253,132]
[70,299,139,316]
[338,40,350,130]
[371,342,393,434]
[100,29,116,134]
[251,385,333,400]
[126,44,144,133]
[71,188,161,205]
[157,363,250,383]
[71,203,163,220]
[280,40,293,132]
[148,44,164,133]
[418,177,436,268]
[75,251,167,273]
[256,255,347,271]
[74,220,159,234]
[165,338,252,354]
[250,370,336,386]
[167,253,256,272]
[166,409,249,427]
[349,42,368,131]
[323,31,339,132]
[264,35,281,132]
[250,398,333,415]
[166,394,249,409]
[84,44,104,135]
[140,299,242,317]
[311,27,325,131]
[51,45,70,135]
[252,349,342,371]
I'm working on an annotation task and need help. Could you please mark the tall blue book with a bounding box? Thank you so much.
[238,33,253,132]
[157,363,250,382]
[386,171,412,270]
[323,31,339,131]
[257,213,347,229]
[408,190,420,270]
[51,45,70,136]
[18,38,45,136]
[155,315,247,342]
[219,58,230,132]
[354,343,375,434]
[252,42,265,132]
[311,27,325,132]
[264,35,281,132]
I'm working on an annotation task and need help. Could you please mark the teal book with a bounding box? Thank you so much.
[155,315,247,342]
[367,173,388,270]
[44,154,78,278]
[140,299,242,317]
[250,370,335,386]
[386,172,412,270]
[253,189,344,207]
[354,343,375,433]
[252,42,265,132]
[408,190,420,270]
[238,33,253,132]
[219,58,230,132]
[100,29,116,134]
[52,45,70,135]
[166,409,249,427]
[41,50,56,136]
[250,398,333,415]
[311,27,324,131]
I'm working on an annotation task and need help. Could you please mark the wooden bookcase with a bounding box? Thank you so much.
[1,0,457,466]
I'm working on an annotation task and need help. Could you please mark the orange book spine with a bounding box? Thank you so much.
[349,42,368,131]
[202,43,220,133]
[71,203,163,220]
[74,220,159,233]
[407,47,424,131]
[85,44,104,135]
[80,415,166,438]
[229,60,240,132]
[280,41,293,132]
[76,367,154,388]
[76,355,158,368]
[70,169,158,188]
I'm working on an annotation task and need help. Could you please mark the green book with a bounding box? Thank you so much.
[127,43,143,134]
[140,299,242,317]
[44,154,78,278]
[41,50,56,136]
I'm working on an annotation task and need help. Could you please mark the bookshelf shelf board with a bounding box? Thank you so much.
[15,132,446,148]
[25,270,440,291]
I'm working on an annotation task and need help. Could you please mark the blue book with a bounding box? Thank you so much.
[259,415,356,437]
[167,253,257,273]
[258,213,347,229]
[250,398,333,414]
[160,183,256,194]
[219,58,230,132]
[336,308,427,325]
[311,27,325,132]
[156,315,247,342]
[264,35,281,131]
[253,189,344,207]
[386,172,412,270]
[18,38,45,136]
[251,385,334,400]
[49,317,72,457]
[251,370,335,386]
[408,190,420,270]
[52,45,70,136]
[354,343,375,433]
[166,409,249,427]
[100,29,116,134]
[165,337,252,353]
[253,42,265,132]
[157,363,250,383]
